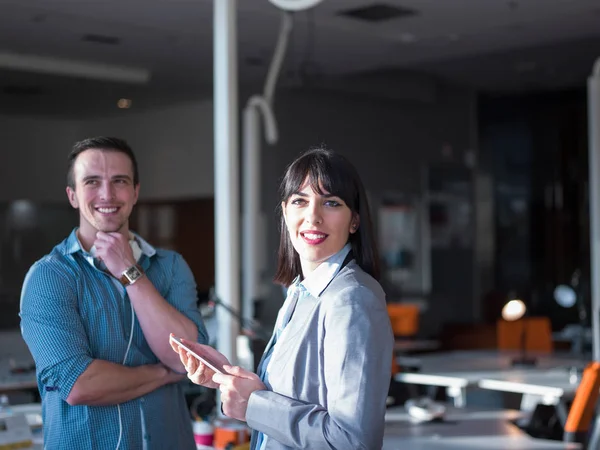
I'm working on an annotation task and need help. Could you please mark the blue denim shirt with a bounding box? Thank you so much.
[20,228,208,449]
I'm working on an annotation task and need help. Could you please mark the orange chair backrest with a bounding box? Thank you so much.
[496,316,553,353]
[564,362,600,442]
[390,353,399,375]
[387,304,419,337]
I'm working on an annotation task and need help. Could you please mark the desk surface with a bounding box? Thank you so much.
[478,368,580,397]
[384,405,580,449]
[383,435,580,449]
[395,350,588,388]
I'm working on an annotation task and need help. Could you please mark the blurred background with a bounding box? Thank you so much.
[0,0,599,352]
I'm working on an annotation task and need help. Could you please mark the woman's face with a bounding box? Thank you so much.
[282,178,358,276]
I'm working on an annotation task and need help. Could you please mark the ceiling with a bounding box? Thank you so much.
[0,0,599,117]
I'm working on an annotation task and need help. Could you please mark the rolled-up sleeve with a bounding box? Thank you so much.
[165,253,209,345]
[20,260,93,401]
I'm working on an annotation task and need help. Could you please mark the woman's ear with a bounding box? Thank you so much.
[281,201,288,226]
[350,214,360,234]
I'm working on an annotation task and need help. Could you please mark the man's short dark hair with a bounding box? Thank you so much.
[67,136,140,189]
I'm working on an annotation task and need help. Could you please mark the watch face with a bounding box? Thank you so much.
[125,265,142,282]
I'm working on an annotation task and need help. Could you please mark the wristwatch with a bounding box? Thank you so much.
[119,264,145,287]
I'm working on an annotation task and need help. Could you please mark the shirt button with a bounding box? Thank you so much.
[140,397,145,403]
[144,433,151,441]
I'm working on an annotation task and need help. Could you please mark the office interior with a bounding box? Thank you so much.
[1,0,600,448]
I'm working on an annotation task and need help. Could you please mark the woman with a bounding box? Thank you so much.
[171,148,393,449]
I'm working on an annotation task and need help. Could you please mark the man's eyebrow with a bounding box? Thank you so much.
[81,174,132,182]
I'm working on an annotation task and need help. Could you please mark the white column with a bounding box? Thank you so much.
[588,57,600,361]
[242,104,262,326]
[214,0,239,363]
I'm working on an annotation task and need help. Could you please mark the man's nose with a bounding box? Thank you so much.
[99,181,115,200]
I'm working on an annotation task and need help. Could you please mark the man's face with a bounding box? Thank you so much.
[66,149,139,241]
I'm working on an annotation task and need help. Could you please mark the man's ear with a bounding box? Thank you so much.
[133,183,140,205]
[66,187,79,209]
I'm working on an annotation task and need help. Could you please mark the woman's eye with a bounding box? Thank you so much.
[325,200,342,207]
[290,198,305,205]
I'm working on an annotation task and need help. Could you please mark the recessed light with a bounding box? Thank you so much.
[117,98,132,109]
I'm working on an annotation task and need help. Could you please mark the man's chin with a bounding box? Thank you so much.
[93,221,126,234]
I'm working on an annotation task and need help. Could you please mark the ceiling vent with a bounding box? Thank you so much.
[338,3,417,22]
[82,34,121,45]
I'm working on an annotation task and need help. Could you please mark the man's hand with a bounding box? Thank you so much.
[94,231,136,278]
[214,366,266,422]
[163,365,187,384]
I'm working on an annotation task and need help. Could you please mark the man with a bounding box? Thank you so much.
[20,137,208,449]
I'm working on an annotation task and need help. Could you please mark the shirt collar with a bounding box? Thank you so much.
[63,228,156,258]
[299,243,352,298]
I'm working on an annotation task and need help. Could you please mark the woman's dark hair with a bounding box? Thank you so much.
[67,136,139,189]
[273,147,379,286]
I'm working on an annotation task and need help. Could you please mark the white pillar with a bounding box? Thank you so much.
[213,0,239,363]
[242,104,262,326]
[588,57,600,361]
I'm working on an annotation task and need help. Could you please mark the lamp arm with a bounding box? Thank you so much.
[209,288,271,342]
[263,11,294,104]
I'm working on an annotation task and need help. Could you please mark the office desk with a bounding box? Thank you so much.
[0,403,43,449]
[478,368,582,425]
[394,350,587,407]
[383,435,580,449]
[0,358,36,393]
[383,406,580,449]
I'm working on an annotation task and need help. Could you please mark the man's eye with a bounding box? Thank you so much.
[85,180,98,186]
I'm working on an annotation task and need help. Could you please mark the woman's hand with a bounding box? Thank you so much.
[214,365,267,421]
[169,334,230,389]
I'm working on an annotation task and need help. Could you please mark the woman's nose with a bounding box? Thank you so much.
[305,204,323,225]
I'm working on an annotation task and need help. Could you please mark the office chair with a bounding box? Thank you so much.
[496,316,554,353]
[563,361,600,446]
[387,304,419,338]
